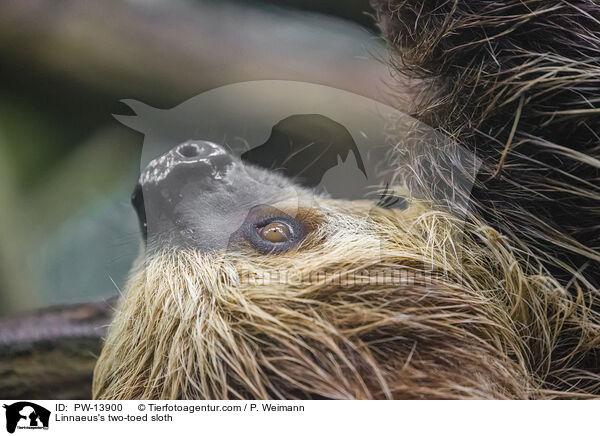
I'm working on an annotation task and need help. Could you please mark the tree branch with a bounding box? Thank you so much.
[0,297,117,399]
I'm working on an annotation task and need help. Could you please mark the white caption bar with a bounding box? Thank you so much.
[0,400,594,436]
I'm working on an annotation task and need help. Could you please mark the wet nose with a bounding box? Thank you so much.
[139,140,234,186]
[174,141,225,162]
[132,140,235,241]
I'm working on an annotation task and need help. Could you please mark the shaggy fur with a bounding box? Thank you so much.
[372,0,600,287]
[94,197,599,399]
[93,0,600,399]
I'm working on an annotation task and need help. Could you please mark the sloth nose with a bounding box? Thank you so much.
[139,140,234,188]
[133,140,235,241]
[170,140,233,175]
[175,141,221,161]
[176,142,203,158]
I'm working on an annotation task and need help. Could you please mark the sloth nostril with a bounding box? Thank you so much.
[177,143,202,158]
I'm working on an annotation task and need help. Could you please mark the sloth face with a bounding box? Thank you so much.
[131,140,312,254]
[131,140,408,258]
[93,141,570,400]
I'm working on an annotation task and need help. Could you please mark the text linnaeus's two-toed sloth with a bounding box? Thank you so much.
[93,0,600,399]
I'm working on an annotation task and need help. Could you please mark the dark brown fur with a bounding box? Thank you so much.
[372,0,600,285]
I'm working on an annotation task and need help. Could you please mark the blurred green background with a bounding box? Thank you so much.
[0,0,387,315]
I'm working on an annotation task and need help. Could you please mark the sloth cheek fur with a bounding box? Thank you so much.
[93,192,582,399]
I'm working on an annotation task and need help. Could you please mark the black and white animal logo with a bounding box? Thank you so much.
[3,402,50,434]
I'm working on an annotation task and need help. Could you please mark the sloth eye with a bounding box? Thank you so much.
[259,221,292,243]
[244,216,304,254]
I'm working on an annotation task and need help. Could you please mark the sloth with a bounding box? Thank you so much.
[93,0,600,399]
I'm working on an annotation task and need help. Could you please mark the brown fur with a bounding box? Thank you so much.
[372,0,600,286]
[94,198,599,399]
[93,0,600,399]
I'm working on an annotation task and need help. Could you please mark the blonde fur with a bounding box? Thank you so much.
[93,198,600,399]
